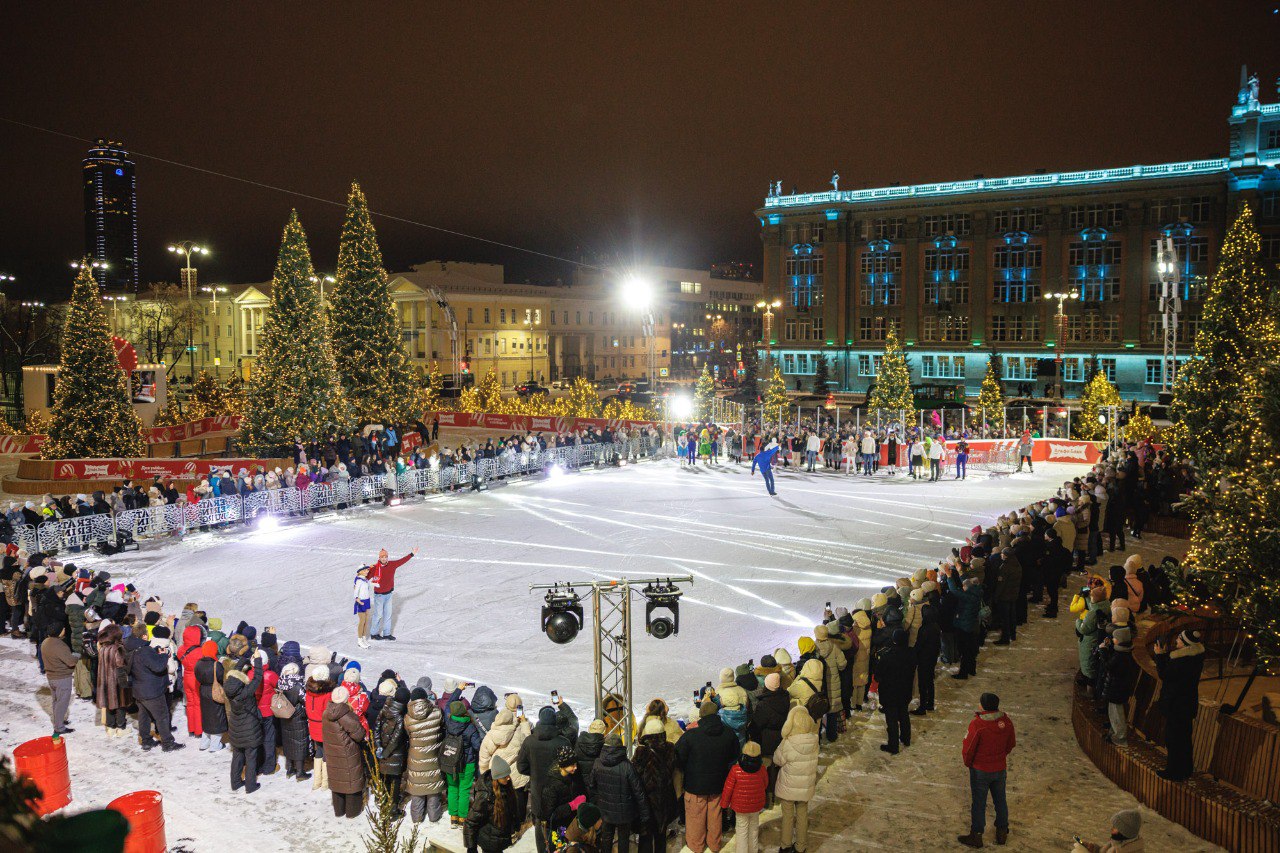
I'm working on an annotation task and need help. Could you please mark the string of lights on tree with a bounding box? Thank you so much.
[867,326,913,412]
[976,354,1006,429]
[693,364,715,421]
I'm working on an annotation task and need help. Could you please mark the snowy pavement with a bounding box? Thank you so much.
[1,458,1216,850]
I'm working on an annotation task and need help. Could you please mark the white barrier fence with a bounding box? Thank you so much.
[10,439,663,556]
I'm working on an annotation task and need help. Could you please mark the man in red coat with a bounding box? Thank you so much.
[370,547,417,641]
[958,692,1016,848]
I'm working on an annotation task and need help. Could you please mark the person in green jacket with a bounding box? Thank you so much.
[208,617,229,655]
[1076,586,1107,682]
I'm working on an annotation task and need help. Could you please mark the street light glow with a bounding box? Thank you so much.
[622,273,653,311]
[671,395,694,420]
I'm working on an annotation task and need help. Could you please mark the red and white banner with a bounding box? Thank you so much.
[49,457,283,480]
[145,415,242,443]
[0,434,47,454]
[1034,439,1103,464]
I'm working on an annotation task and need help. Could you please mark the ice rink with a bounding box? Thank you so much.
[80,457,1074,719]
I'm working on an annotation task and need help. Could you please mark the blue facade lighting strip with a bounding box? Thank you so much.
[762,158,1230,208]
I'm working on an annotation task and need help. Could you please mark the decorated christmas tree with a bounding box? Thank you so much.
[1168,203,1280,464]
[975,354,1005,430]
[188,369,227,419]
[43,262,144,459]
[867,327,912,412]
[470,368,504,413]
[558,377,602,418]
[152,395,186,427]
[421,362,444,413]
[224,370,248,416]
[1123,407,1155,443]
[329,182,419,424]
[811,353,831,395]
[763,365,789,424]
[241,212,352,452]
[693,363,715,421]
[1073,371,1121,440]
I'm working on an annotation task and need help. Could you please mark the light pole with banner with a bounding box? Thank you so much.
[756,299,781,370]
[167,241,209,380]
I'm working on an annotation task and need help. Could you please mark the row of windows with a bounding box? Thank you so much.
[921,355,966,379]
[793,353,1134,384]
[782,318,825,341]
[921,315,970,342]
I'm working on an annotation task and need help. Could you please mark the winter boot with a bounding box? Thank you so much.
[995,827,1008,845]
[957,831,983,848]
[313,758,327,790]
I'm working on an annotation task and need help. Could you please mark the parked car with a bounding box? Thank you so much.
[550,378,572,390]
[515,381,549,397]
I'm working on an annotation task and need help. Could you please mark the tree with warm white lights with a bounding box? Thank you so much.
[329,182,419,424]
[763,365,789,424]
[976,354,1005,430]
[242,211,352,452]
[1073,371,1121,440]
[43,262,144,459]
[1169,204,1280,667]
[694,363,715,421]
[867,327,912,412]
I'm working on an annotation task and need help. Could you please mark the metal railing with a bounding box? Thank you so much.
[7,440,660,556]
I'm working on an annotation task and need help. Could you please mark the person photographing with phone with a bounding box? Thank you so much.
[369,547,418,641]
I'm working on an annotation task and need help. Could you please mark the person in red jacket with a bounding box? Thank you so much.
[176,625,205,740]
[721,741,768,853]
[369,547,418,641]
[958,692,1016,848]
[305,664,335,790]
[250,657,280,774]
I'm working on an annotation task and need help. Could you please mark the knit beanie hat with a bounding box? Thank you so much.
[444,678,457,693]
[909,589,924,603]
[555,745,577,767]
[742,741,761,758]
[306,664,327,681]
[1110,602,1131,625]
[641,716,665,737]
[449,700,467,717]
[410,687,428,702]
[1111,809,1142,840]
[576,803,601,830]
[871,593,887,609]
[394,686,410,705]
[1112,627,1133,651]
[719,666,734,685]
[490,755,511,781]
[759,654,777,669]
[1180,628,1203,646]
[699,701,718,718]
[538,706,557,726]
[605,733,623,747]
[345,659,362,674]
[834,606,850,619]
[764,673,781,691]
[416,676,433,693]
[855,597,873,611]
[736,672,759,693]
[152,625,171,640]
[921,580,939,594]
[379,679,398,697]
[911,568,928,586]
[588,719,608,735]
[331,686,350,704]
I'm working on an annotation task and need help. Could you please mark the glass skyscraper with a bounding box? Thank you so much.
[82,138,138,292]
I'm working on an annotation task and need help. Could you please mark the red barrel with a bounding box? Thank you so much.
[12,735,71,815]
[108,790,166,853]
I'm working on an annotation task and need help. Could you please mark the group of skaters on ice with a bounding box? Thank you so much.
[5,434,1181,853]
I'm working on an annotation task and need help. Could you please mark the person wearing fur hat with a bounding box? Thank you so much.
[773,705,819,853]
[589,732,651,853]
[1073,808,1144,852]
[632,713,678,852]
[1154,628,1205,781]
[536,746,585,852]
[323,685,369,818]
[305,663,335,789]
[225,649,266,792]
[276,661,312,780]
[675,701,741,853]
[716,666,751,745]
[374,684,411,816]
[405,686,447,824]
[721,741,768,853]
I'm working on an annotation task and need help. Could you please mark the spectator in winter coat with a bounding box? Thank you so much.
[131,634,181,751]
[1041,531,1073,618]
[94,622,130,736]
[323,686,368,818]
[675,702,741,853]
[875,629,916,754]
[912,594,942,715]
[193,642,227,750]
[479,708,531,823]
[375,685,410,814]
[1101,627,1138,746]
[1077,586,1108,682]
[813,625,846,741]
[443,700,484,825]
[574,719,606,795]
[946,571,983,679]
[1073,808,1144,853]
[773,705,819,853]
[464,758,521,853]
[40,623,78,735]
[225,651,266,792]
[537,748,585,850]
[721,741,768,853]
[958,692,1016,848]
[631,716,678,852]
[305,664,335,790]
[850,607,873,709]
[248,655,280,774]
[470,685,500,736]
[993,549,1022,644]
[786,658,825,714]
[589,733,651,853]
[1154,628,1206,781]
[404,687,446,825]
[276,662,311,780]
[1121,555,1145,614]
[772,647,796,688]
[518,704,575,844]
[176,625,205,739]
[715,667,750,746]
[749,672,790,801]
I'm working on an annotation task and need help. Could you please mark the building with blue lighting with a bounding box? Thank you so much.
[756,72,1280,402]
[83,139,138,292]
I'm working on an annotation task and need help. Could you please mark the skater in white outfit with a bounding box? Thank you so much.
[353,565,373,649]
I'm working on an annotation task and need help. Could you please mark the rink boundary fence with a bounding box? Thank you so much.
[14,438,668,556]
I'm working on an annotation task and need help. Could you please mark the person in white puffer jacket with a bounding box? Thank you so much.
[773,705,820,853]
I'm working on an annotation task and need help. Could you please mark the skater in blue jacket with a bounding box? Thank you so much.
[752,440,780,496]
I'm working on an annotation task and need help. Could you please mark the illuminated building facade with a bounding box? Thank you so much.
[82,139,139,292]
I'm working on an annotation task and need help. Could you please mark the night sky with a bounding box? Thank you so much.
[2,2,1276,300]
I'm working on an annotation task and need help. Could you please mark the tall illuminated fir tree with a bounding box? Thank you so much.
[329,182,419,424]
[1171,204,1280,666]
[43,262,145,458]
[242,211,352,452]
[975,354,1005,430]
[867,326,913,412]
[693,363,715,420]
[763,365,789,424]
[1073,371,1121,440]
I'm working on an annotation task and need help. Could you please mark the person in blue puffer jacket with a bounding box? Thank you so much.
[715,667,751,745]
[751,440,780,496]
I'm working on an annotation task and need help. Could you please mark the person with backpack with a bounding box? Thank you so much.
[275,661,312,780]
[442,699,484,826]
[786,658,826,720]
[773,706,819,853]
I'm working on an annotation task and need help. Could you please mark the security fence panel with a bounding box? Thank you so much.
[37,521,62,552]
[14,524,39,553]
[305,483,340,511]
[192,494,243,526]
[58,513,116,549]
[117,505,183,540]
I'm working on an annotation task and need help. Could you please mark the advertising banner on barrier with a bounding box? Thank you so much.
[1035,439,1103,463]
[1,415,245,456]
[49,457,284,480]
[423,411,658,434]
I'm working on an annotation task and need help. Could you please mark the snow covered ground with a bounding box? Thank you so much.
[1,457,1152,851]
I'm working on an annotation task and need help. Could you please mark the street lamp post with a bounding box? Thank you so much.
[102,295,128,336]
[621,274,658,389]
[1044,289,1079,399]
[200,285,228,374]
[1156,224,1190,397]
[524,316,537,382]
[167,241,209,380]
[756,299,782,369]
[309,274,335,305]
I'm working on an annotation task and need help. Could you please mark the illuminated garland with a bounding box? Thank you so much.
[43,262,145,459]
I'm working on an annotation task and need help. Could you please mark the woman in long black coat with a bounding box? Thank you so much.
[193,641,227,750]
[277,662,312,780]
[374,686,410,810]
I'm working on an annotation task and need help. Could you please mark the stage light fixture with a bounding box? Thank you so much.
[642,580,683,640]
[541,585,584,645]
